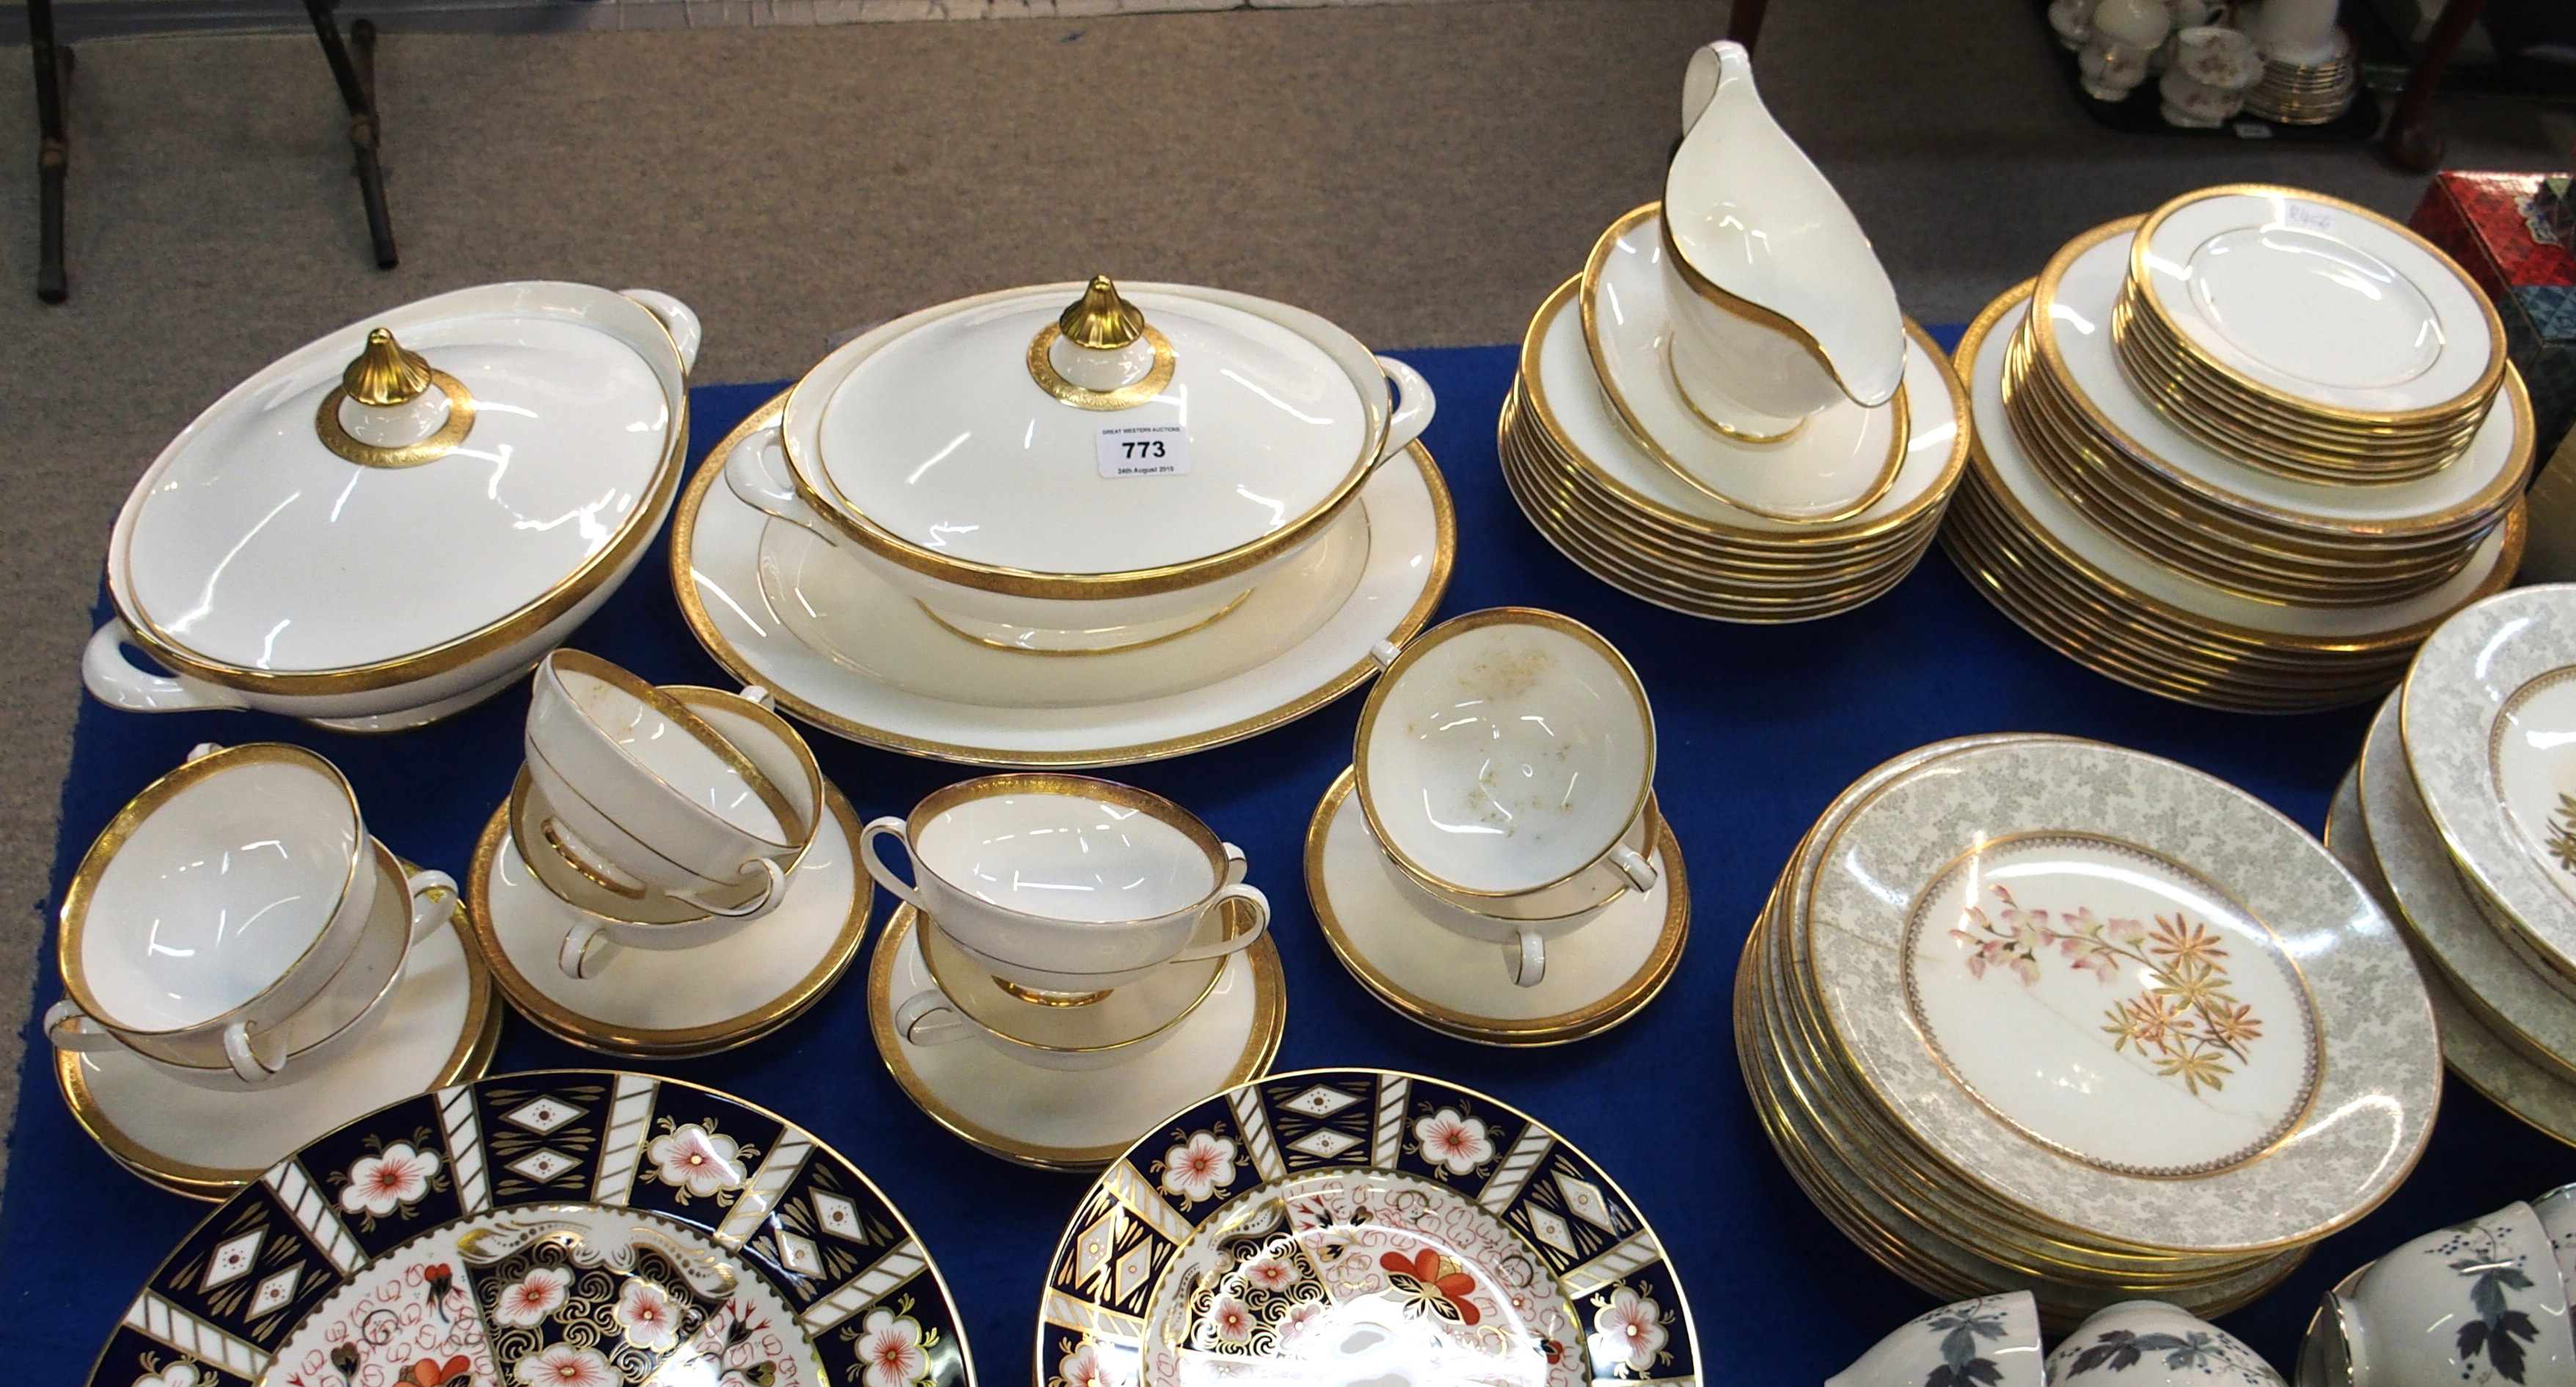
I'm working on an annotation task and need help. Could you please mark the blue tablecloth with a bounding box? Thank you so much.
[6,342,2570,1387]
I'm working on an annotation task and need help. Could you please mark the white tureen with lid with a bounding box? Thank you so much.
[86,282,699,730]
[724,275,1433,653]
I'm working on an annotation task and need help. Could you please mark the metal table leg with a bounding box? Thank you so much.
[304,0,397,268]
[29,0,71,303]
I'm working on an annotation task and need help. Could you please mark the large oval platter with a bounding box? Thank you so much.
[82,1069,973,1387]
[1035,1067,1700,1387]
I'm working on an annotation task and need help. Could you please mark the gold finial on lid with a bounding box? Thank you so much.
[1057,276,1146,351]
[341,327,435,407]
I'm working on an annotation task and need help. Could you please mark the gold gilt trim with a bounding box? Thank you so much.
[868,904,1284,1171]
[913,587,1251,657]
[1655,202,1862,403]
[539,651,802,852]
[466,782,873,1059]
[1306,766,1691,1045]
[316,372,477,469]
[1026,323,1177,411]
[2127,183,2508,429]
[59,743,369,1037]
[56,860,500,1201]
[1353,607,1655,901]
[116,390,689,697]
[898,773,1233,923]
[672,390,1457,767]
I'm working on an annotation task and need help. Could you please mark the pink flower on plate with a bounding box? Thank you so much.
[1243,1253,1298,1292]
[648,1124,746,1200]
[340,1143,443,1218]
[853,1309,927,1387]
[1590,1287,1668,1375]
[1412,1109,1493,1174]
[1202,1295,1256,1345]
[1054,1344,1113,1387]
[494,1267,571,1328]
[616,1278,682,1353]
[1276,1301,1326,1345]
[1157,1132,1239,1204]
[515,1345,613,1387]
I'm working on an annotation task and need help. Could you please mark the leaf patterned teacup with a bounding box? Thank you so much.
[1825,1292,2042,1387]
[2049,1300,2283,1387]
[2310,1202,2576,1387]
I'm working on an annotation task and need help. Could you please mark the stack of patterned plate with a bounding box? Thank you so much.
[2242,28,2359,125]
[1498,206,1970,623]
[2327,585,2576,1147]
[1736,734,2440,1325]
[1945,189,2532,713]
[2114,187,2503,481]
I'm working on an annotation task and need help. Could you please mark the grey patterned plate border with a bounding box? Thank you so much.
[1805,738,2440,1253]
[2401,585,2576,986]
[80,1069,973,1387]
[1031,1066,1700,1387]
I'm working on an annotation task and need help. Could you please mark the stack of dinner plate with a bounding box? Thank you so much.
[1737,733,2441,1326]
[1497,204,1971,623]
[2241,28,2359,125]
[1944,186,2532,713]
[2327,585,2576,1148]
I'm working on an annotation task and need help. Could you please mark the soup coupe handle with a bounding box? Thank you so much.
[721,425,846,549]
[222,1018,282,1085]
[859,819,935,913]
[673,856,790,923]
[559,917,618,981]
[40,1000,120,1053]
[1606,842,1658,893]
[82,618,253,715]
[892,987,978,1047]
[1370,356,1437,471]
[1507,930,1547,989]
[1169,882,1271,963]
[404,868,460,945]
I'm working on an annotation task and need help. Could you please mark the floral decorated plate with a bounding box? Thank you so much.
[80,1069,973,1387]
[1804,737,2439,1254]
[1035,1066,1699,1387]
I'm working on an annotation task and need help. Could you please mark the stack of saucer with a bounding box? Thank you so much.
[2242,26,2358,125]
[1307,608,1689,1044]
[1499,42,1969,623]
[48,742,498,1197]
[2327,585,2576,1146]
[469,649,872,1058]
[863,774,1285,1170]
[1736,734,2440,1324]
[2114,187,2503,481]
[1946,190,2532,713]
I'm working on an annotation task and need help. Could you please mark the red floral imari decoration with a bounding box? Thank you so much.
[1379,1250,1479,1326]
[403,1357,473,1387]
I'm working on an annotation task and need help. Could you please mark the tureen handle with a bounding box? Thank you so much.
[1372,355,1437,469]
[621,289,703,376]
[83,618,252,714]
[722,425,847,548]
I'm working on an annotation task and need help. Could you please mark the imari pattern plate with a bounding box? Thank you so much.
[1034,1067,1699,1387]
[81,1070,973,1387]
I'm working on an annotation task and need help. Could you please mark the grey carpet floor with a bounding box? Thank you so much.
[0,0,2564,1187]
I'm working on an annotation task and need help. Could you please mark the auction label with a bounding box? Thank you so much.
[1097,423,1193,477]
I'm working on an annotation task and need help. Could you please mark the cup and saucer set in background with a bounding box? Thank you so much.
[1305,607,1691,1044]
[47,742,499,1198]
[467,648,873,1058]
[863,774,1285,1170]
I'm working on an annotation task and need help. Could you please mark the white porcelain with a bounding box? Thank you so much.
[874,906,1276,1165]
[860,775,1267,993]
[2050,0,2095,45]
[2324,1202,2576,1387]
[890,908,1224,1072]
[45,743,404,1082]
[1355,609,1655,933]
[1970,294,2520,641]
[2135,189,2495,414]
[1826,1293,2043,1387]
[2095,0,2175,45]
[1315,769,1683,1028]
[2534,1185,2576,1295]
[1587,208,1908,522]
[2249,0,2341,63]
[1375,802,1656,987]
[2082,34,2156,100]
[1661,41,1903,431]
[2039,227,2525,530]
[57,902,488,1191]
[522,652,814,923]
[2162,29,2263,125]
[479,784,870,1041]
[87,282,697,728]
[2050,1301,2284,1387]
[722,278,1432,653]
[681,398,1453,763]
